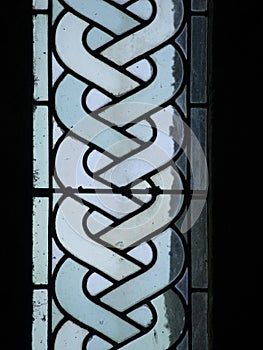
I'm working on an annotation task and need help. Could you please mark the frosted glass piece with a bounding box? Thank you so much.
[175,24,187,57]
[86,273,113,295]
[176,268,188,301]
[52,117,63,145]
[52,238,64,273]
[126,59,153,81]
[52,54,63,84]
[176,87,187,115]
[127,305,153,327]
[32,290,48,350]
[51,299,64,332]
[86,28,113,50]
[127,120,153,142]
[127,242,153,265]
[111,0,129,4]
[87,149,113,173]
[33,15,48,100]
[86,211,114,235]
[52,0,64,23]
[33,106,48,188]
[32,198,48,284]
[86,335,112,350]
[86,88,112,111]
[127,0,153,20]
[54,320,88,349]
[175,150,187,177]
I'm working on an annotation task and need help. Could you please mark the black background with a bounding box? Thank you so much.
[1,1,260,348]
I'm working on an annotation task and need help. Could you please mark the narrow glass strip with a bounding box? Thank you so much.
[32,290,48,350]
[190,16,207,103]
[191,0,207,11]
[33,106,49,188]
[32,0,48,10]
[190,108,207,190]
[191,202,208,288]
[32,197,49,284]
[192,293,208,350]
[33,14,48,101]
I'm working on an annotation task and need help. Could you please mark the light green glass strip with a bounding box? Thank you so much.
[33,106,49,188]
[32,289,48,350]
[32,197,49,284]
[33,14,48,101]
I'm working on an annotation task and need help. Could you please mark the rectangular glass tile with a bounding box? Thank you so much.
[192,293,208,350]
[191,202,208,288]
[32,0,48,10]
[191,0,207,11]
[32,290,48,350]
[190,108,207,190]
[33,14,48,101]
[32,197,49,284]
[190,16,207,103]
[33,106,49,188]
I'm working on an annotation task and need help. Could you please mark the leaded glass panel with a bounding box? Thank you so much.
[32,0,211,348]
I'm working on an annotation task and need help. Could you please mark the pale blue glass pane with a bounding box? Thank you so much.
[32,197,49,284]
[32,0,48,9]
[190,16,207,103]
[54,321,88,349]
[190,108,207,190]
[33,106,48,188]
[127,0,152,20]
[175,147,187,176]
[32,290,48,350]
[191,202,208,288]
[175,268,188,301]
[51,300,63,332]
[191,0,207,11]
[176,86,187,115]
[175,24,187,57]
[86,28,113,51]
[63,0,139,35]
[192,293,208,350]
[33,15,48,101]
[52,0,64,24]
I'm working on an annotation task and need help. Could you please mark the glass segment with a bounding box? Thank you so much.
[32,0,210,348]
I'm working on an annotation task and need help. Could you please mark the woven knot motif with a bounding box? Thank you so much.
[51,1,199,348]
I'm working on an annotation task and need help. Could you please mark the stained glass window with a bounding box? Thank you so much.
[32,0,211,349]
